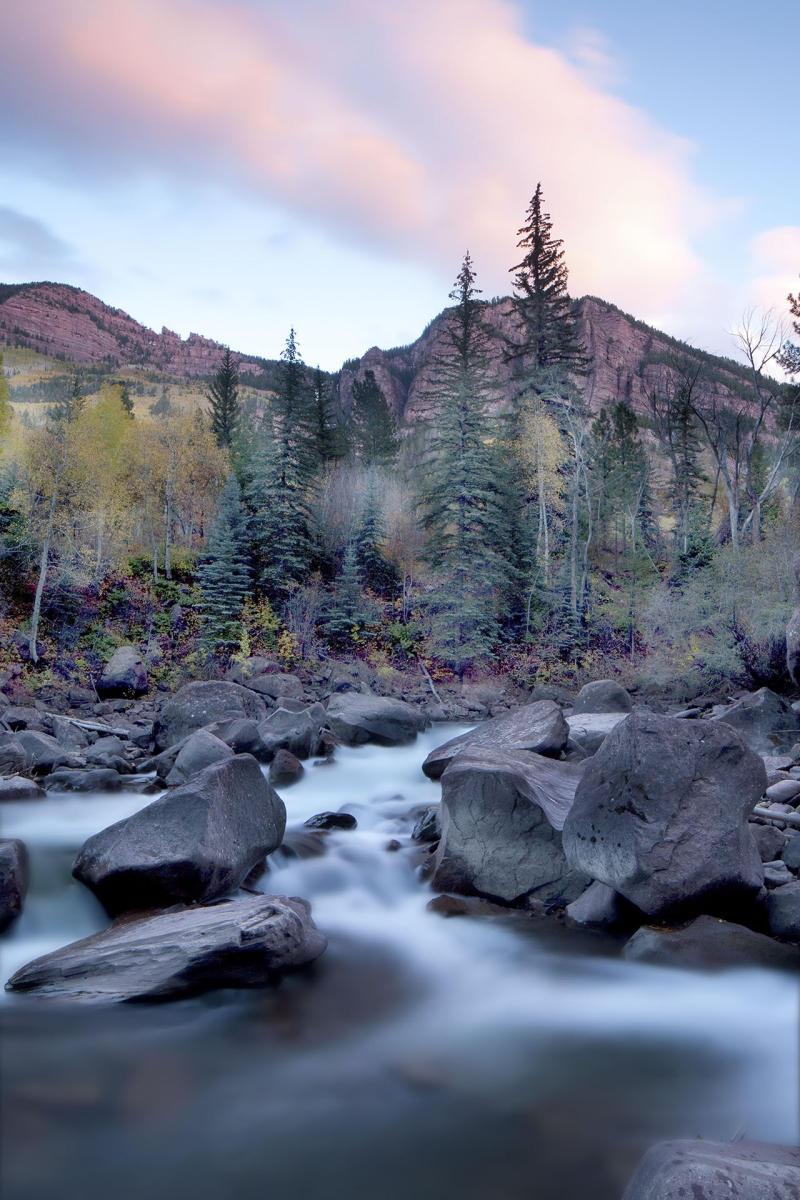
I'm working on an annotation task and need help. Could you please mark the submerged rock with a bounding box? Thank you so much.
[421,699,569,780]
[0,839,28,933]
[432,748,588,906]
[622,1138,800,1200]
[622,915,799,971]
[73,754,286,916]
[6,894,326,1002]
[562,712,765,919]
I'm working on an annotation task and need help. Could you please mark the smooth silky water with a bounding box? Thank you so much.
[1,724,798,1200]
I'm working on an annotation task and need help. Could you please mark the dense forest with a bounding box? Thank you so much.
[1,184,799,701]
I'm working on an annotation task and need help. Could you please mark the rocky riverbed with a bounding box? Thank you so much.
[2,660,800,1196]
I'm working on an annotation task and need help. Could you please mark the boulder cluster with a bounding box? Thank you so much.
[1,656,428,1001]
[421,682,800,969]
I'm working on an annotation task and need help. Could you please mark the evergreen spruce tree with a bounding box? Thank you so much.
[418,252,511,672]
[351,370,400,465]
[508,183,588,379]
[118,381,134,419]
[321,542,373,647]
[207,347,240,449]
[353,473,399,595]
[245,330,316,605]
[197,474,252,656]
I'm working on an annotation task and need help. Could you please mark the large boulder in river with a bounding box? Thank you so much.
[256,704,325,760]
[621,1138,800,1200]
[432,748,588,906]
[0,839,28,933]
[422,700,569,780]
[565,712,628,756]
[73,754,286,916]
[562,712,765,919]
[6,894,326,1002]
[97,646,149,698]
[572,679,633,714]
[154,681,267,751]
[711,687,795,753]
[325,694,428,746]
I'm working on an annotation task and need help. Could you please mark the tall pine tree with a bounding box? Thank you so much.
[208,348,240,449]
[351,370,399,465]
[418,252,511,672]
[246,329,316,605]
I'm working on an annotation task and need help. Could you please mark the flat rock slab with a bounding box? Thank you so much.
[563,712,765,918]
[432,748,588,906]
[422,700,569,780]
[6,894,326,1003]
[623,915,800,971]
[621,1138,800,1200]
[325,694,428,747]
[73,754,286,916]
[565,712,628,756]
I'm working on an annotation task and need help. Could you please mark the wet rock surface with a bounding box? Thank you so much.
[0,839,28,932]
[621,1138,800,1200]
[6,894,327,1002]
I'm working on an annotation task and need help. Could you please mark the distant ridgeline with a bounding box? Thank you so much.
[0,279,775,426]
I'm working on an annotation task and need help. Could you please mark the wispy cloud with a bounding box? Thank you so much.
[0,0,730,321]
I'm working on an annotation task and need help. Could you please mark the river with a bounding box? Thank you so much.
[1,724,797,1200]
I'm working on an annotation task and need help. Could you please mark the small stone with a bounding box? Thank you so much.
[304,811,357,831]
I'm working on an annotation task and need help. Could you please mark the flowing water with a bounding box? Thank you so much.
[1,725,798,1200]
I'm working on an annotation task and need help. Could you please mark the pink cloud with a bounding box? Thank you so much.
[2,0,722,318]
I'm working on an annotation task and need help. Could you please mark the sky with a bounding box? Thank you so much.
[0,0,797,371]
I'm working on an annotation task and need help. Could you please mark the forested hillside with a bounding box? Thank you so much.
[1,186,798,702]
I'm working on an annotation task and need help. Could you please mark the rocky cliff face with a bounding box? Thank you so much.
[1,280,757,421]
[337,295,757,424]
[0,282,270,379]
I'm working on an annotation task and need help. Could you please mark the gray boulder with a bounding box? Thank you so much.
[752,822,789,862]
[572,679,633,714]
[766,778,800,803]
[73,754,286,916]
[6,894,326,1002]
[16,730,83,775]
[257,705,325,760]
[565,881,636,930]
[565,711,628,756]
[153,681,267,751]
[432,748,588,906]
[622,1138,800,1200]
[268,749,304,788]
[246,672,303,700]
[0,732,26,776]
[0,776,45,802]
[85,736,127,764]
[422,700,569,780]
[0,839,28,933]
[97,646,149,698]
[782,833,800,872]
[50,716,90,752]
[164,729,234,786]
[712,687,796,753]
[562,712,765,918]
[325,694,428,747]
[208,717,267,756]
[767,881,800,941]
[623,915,800,970]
